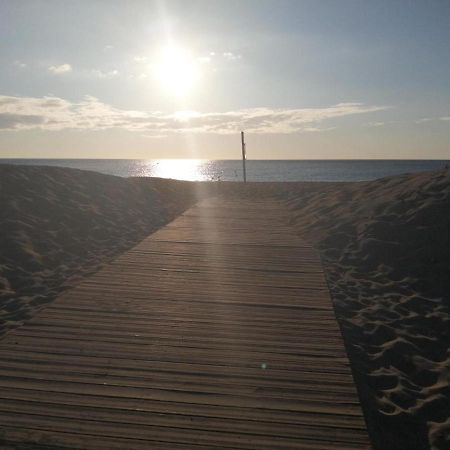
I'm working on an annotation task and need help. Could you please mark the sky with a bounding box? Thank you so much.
[0,0,449,159]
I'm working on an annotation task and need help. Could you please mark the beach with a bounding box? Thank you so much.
[1,164,449,449]
[0,165,204,336]
[284,169,450,449]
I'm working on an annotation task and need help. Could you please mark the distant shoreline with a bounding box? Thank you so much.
[1,158,449,182]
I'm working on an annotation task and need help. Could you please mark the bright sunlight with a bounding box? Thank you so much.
[150,159,204,181]
[154,45,200,97]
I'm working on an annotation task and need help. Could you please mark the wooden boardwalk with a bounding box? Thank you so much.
[0,198,370,449]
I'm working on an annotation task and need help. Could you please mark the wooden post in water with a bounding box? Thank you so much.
[241,131,247,183]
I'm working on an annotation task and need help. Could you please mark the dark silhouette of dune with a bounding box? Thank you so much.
[285,169,450,450]
[0,165,200,336]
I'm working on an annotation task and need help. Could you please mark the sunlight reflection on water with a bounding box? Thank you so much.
[3,159,448,182]
[150,159,205,181]
[133,159,228,181]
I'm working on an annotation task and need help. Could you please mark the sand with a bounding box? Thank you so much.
[1,164,449,449]
[0,165,202,336]
[281,169,450,449]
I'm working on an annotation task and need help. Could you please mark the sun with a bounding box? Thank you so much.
[154,45,199,97]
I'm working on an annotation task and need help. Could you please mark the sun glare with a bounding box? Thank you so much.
[151,159,204,181]
[154,45,199,97]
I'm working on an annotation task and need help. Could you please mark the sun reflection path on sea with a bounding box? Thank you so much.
[134,159,225,181]
[152,159,205,181]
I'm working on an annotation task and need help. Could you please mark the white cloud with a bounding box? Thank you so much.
[48,64,72,75]
[133,56,148,63]
[91,69,119,79]
[13,60,27,69]
[366,121,385,127]
[103,45,114,51]
[415,116,450,124]
[223,51,241,61]
[0,94,387,135]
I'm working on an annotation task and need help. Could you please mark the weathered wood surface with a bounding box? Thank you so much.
[0,197,370,449]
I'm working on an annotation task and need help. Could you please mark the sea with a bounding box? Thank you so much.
[1,159,449,182]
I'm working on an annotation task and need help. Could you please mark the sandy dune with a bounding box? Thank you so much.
[283,169,450,449]
[0,165,200,336]
[1,164,449,449]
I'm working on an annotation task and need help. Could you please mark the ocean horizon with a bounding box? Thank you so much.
[1,158,449,182]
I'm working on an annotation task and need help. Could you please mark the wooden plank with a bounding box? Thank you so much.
[0,349,357,385]
[0,197,371,449]
[0,386,365,429]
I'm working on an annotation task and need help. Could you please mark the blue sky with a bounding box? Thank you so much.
[1,0,449,159]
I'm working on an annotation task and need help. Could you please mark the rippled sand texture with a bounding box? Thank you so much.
[285,169,450,450]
